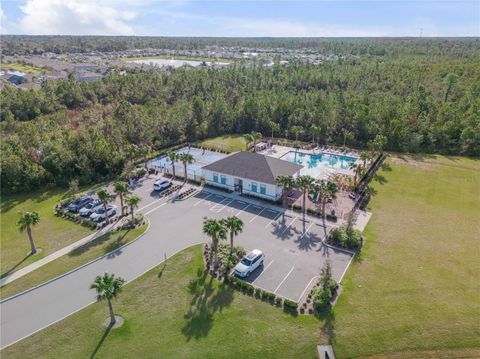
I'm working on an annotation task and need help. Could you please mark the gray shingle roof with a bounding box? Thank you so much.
[202,152,303,185]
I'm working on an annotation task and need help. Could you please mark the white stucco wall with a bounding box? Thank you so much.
[203,169,282,201]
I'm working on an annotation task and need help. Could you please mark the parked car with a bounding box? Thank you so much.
[234,249,265,277]
[67,196,93,213]
[153,179,172,191]
[79,201,102,217]
[90,205,117,222]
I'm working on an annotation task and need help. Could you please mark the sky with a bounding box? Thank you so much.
[0,0,479,37]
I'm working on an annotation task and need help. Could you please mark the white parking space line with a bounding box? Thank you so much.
[144,202,167,216]
[273,266,295,294]
[252,260,275,284]
[297,275,319,302]
[210,197,231,212]
[249,207,266,223]
[265,212,282,228]
[193,192,213,206]
[138,198,164,212]
[235,203,251,216]
[213,198,235,213]
[299,222,315,238]
[282,217,297,234]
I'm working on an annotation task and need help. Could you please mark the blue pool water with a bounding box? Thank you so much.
[281,151,358,178]
[150,147,226,176]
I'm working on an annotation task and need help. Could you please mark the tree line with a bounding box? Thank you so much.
[1,46,479,193]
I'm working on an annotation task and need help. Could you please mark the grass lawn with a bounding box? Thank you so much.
[120,55,236,63]
[0,225,147,300]
[199,135,247,152]
[2,245,322,359]
[0,63,43,74]
[331,155,480,358]
[0,188,98,278]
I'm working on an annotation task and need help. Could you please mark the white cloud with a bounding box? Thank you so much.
[19,0,137,35]
[0,6,7,34]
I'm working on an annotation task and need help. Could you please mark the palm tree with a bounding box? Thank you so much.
[167,152,178,178]
[349,163,364,188]
[310,125,321,146]
[250,131,262,152]
[202,218,227,269]
[269,121,280,141]
[243,133,254,151]
[90,273,125,326]
[291,126,303,144]
[359,151,371,169]
[125,194,141,225]
[342,128,352,150]
[97,189,113,223]
[316,180,338,222]
[295,175,315,214]
[138,145,152,171]
[114,182,129,216]
[178,153,195,181]
[222,216,244,254]
[275,175,295,208]
[16,211,40,254]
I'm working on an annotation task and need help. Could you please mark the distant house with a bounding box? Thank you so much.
[202,152,303,201]
[73,63,98,72]
[75,72,103,83]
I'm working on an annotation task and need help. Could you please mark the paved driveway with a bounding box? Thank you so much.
[0,184,353,349]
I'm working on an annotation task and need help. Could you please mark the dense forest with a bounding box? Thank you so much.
[2,35,479,56]
[1,39,479,193]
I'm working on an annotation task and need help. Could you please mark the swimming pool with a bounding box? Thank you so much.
[280,151,358,178]
[150,147,226,177]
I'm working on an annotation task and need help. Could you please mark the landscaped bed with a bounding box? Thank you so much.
[2,245,322,359]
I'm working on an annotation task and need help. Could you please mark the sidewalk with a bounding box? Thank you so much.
[0,223,115,288]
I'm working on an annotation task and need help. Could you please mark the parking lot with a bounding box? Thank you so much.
[138,183,354,303]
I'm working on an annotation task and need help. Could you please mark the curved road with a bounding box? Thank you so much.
[0,193,203,349]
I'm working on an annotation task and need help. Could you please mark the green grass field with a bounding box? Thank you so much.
[120,55,236,63]
[0,225,147,300]
[0,63,43,74]
[199,135,247,152]
[2,245,322,359]
[0,188,96,278]
[332,155,480,358]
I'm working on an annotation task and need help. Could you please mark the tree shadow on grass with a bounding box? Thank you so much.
[316,310,336,345]
[69,231,129,257]
[89,324,112,359]
[181,268,234,341]
[0,254,32,279]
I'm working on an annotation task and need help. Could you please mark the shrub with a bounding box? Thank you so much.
[330,225,362,249]
[275,297,283,306]
[283,299,298,311]
[262,291,276,302]
[311,287,332,311]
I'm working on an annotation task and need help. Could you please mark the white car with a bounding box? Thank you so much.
[153,179,172,191]
[79,201,102,217]
[90,205,117,222]
[234,249,265,278]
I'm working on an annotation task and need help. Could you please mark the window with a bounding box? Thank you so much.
[220,175,227,185]
[260,184,266,195]
[251,182,257,193]
[213,173,219,183]
[252,255,260,264]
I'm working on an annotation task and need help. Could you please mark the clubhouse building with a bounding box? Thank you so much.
[202,151,303,201]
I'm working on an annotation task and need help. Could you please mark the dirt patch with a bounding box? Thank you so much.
[103,315,124,329]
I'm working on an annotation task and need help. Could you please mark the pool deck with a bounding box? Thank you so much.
[259,145,360,178]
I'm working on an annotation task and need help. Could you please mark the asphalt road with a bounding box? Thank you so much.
[0,184,353,349]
